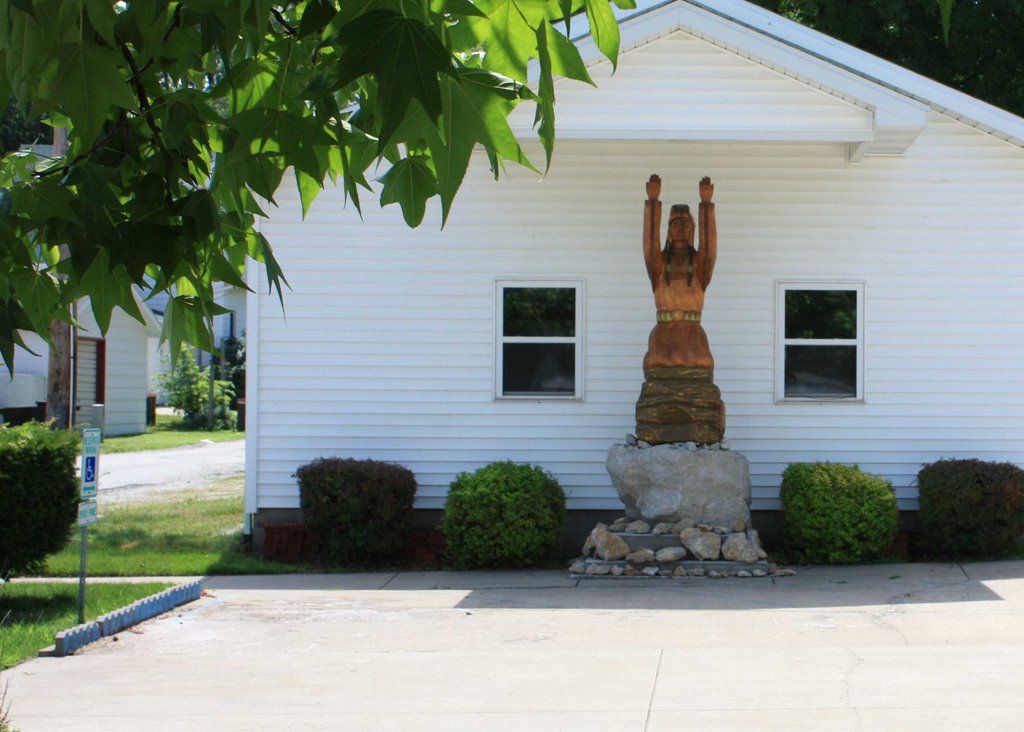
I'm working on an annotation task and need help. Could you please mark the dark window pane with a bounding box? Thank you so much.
[785,290,857,339]
[784,345,857,398]
[503,288,575,337]
[503,343,575,395]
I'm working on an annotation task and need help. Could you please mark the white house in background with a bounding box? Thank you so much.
[243,0,1024,543]
[0,294,162,436]
[146,282,247,399]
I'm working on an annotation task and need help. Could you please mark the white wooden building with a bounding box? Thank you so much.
[1,294,161,436]
[244,0,1024,540]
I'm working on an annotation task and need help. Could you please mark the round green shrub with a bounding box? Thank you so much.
[442,461,566,569]
[296,457,417,564]
[917,459,1024,558]
[780,462,898,564]
[0,422,80,576]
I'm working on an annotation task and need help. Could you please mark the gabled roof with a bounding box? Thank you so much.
[522,0,1024,156]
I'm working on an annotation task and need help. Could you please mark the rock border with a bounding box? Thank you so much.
[45,580,203,657]
[569,557,797,579]
[573,518,795,579]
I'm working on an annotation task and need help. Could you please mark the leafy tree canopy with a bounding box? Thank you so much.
[0,97,50,153]
[754,0,1024,117]
[0,0,632,370]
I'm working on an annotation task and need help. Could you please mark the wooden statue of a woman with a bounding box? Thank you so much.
[635,175,726,444]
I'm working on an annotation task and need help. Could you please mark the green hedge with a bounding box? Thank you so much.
[442,461,565,569]
[780,462,898,564]
[0,422,80,576]
[918,459,1024,558]
[296,457,416,564]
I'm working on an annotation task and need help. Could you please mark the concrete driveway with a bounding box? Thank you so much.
[6,562,1024,730]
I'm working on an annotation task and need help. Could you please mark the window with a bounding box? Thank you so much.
[776,282,863,400]
[496,281,583,399]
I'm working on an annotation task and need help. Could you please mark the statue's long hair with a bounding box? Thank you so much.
[663,204,696,286]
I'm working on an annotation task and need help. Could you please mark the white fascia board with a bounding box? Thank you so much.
[643,3,927,125]
[540,1,927,149]
[533,126,874,142]
[683,0,1024,146]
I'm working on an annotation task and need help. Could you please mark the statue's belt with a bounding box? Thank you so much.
[656,310,701,323]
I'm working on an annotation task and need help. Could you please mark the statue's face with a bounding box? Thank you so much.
[668,216,692,248]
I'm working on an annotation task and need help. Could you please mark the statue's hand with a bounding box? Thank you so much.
[646,174,661,201]
[699,176,713,202]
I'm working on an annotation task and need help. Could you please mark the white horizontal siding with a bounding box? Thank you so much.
[100,309,149,436]
[253,111,1024,514]
[509,30,873,141]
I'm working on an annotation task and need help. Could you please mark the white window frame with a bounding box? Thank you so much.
[495,279,585,400]
[775,281,864,402]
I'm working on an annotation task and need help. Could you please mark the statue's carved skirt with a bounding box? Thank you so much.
[643,321,714,372]
[635,366,726,445]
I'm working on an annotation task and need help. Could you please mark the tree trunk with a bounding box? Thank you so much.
[46,317,72,429]
[46,126,72,429]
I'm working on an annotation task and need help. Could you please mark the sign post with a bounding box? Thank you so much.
[78,428,101,624]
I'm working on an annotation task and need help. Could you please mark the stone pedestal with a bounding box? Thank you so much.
[567,444,785,580]
[635,367,725,444]
[606,443,751,529]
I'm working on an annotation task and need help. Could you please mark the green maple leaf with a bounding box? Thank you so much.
[76,249,144,335]
[332,10,453,147]
[8,267,62,338]
[332,121,378,212]
[244,229,288,303]
[432,69,535,224]
[533,16,595,167]
[0,298,35,374]
[459,0,550,82]
[535,21,557,170]
[82,0,119,46]
[35,42,134,145]
[584,0,620,69]
[161,295,217,366]
[380,155,438,227]
[229,108,333,179]
[938,0,954,42]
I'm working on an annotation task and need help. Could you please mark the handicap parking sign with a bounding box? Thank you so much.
[80,428,101,499]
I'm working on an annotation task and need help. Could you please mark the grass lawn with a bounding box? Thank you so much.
[102,413,244,454]
[0,582,172,669]
[38,487,298,577]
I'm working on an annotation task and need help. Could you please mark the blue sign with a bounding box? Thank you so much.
[80,428,101,500]
[84,455,96,483]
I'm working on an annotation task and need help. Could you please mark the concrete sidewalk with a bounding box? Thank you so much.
[6,562,1024,731]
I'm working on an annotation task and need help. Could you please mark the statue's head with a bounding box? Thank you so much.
[666,204,694,250]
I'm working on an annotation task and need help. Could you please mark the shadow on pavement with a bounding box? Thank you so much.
[201,560,1024,610]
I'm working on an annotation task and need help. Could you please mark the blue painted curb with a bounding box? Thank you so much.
[53,580,203,657]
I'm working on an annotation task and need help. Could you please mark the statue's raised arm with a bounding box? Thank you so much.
[698,176,717,289]
[643,174,662,288]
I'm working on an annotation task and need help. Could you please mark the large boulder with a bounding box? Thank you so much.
[607,444,751,527]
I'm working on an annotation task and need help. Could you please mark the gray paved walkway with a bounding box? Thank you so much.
[98,440,244,502]
[6,562,1024,730]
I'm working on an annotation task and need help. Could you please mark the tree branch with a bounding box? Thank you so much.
[164,3,184,42]
[120,40,174,201]
[271,7,299,37]
[32,113,128,178]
